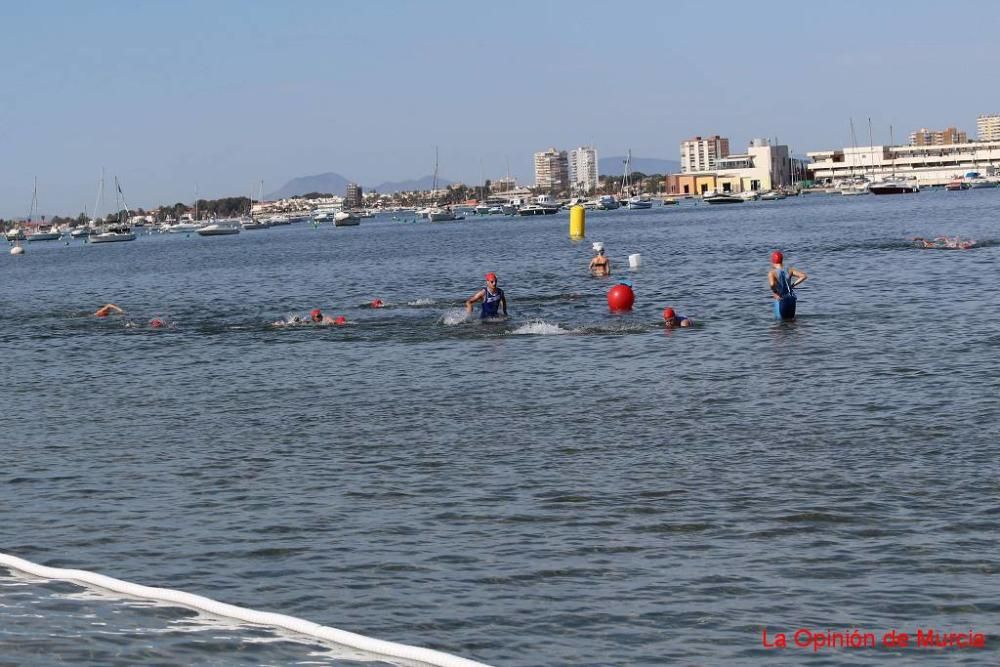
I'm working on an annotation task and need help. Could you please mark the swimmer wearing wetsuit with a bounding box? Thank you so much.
[767,250,806,320]
[465,272,508,319]
[662,307,692,328]
[94,303,124,317]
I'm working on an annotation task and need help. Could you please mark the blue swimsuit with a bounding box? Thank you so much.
[481,285,504,319]
[772,268,797,320]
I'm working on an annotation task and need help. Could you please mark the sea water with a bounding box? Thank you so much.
[1,190,999,666]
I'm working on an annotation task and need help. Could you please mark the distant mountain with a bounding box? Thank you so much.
[368,175,453,194]
[599,156,680,176]
[266,172,455,200]
[266,172,352,200]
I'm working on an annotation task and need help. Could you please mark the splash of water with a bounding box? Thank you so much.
[440,309,471,326]
[511,320,569,335]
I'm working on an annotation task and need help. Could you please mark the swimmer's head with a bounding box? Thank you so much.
[334,315,346,326]
[663,307,675,321]
[770,250,783,265]
[149,318,164,328]
[310,308,323,322]
[485,272,497,285]
[371,299,384,308]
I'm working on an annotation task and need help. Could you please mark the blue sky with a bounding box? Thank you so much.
[1,0,997,217]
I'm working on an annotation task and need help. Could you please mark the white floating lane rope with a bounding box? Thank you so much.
[0,553,492,667]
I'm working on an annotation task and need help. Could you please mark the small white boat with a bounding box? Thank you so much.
[89,227,136,243]
[70,227,93,237]
[334,210,361,226]
[426,207,458,222]
[596,195,620,210]
[517,204,560,216]
[626,196,653,209]
[473,204,491,215]
[242,217,271,230]
[165,221,202,233]
[26,229,62,241]
[197,221,241,236]
[5,228,26,241]
[759,190,787,201]
[703,192,743,204]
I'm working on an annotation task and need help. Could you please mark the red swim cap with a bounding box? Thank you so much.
[310,308,322,319]
[150,318,163,328]
[485,272,497,282]
[663,307,675,320]
[771,250,783,264]
[334,315,346,325]
[371,299,384,308]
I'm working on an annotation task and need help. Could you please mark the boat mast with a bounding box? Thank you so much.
[867,118,878,180]
[849,118,859,181]
[93,168,105,226]
[432,146,439,204]
[621,149,631,198]
[27,176,38,225]
[889,124,896,180]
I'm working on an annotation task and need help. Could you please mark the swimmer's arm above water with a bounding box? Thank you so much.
[789,268,807,287]
[465,289,485,312]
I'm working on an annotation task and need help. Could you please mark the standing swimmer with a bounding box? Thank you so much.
[589,246,611,276]
[466,272,508,319]
[767,251,807,320]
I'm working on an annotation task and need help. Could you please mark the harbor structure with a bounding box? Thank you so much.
[909,127,967,146]
[806,140,1000,186]
[977,114,1000,141]
[533,148,570,193]
[665,139,790,195]
[568,146,599,194]
[681,135,730,173]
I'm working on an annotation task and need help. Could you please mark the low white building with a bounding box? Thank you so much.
[807,141,1000,185]
[714,139,791,192]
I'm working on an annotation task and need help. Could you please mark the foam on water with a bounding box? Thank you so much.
[408,298,435,306]
[510,320,570,335]
[440,308,472,326]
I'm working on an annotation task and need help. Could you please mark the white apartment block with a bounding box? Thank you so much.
[977,114,1000,141]
[681,135,730,173]
[533,148,570,192]
[568,146,599,194]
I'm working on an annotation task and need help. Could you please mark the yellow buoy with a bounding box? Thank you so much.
[569,205,585,239]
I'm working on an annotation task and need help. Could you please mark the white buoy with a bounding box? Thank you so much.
[10,246,24,255]
[628,253,641,268]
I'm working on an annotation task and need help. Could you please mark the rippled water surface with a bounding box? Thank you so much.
[2,191,999,666]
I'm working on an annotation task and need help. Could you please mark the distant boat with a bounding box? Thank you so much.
[518,204,560,216]
[703,192,743,204]
[89,176,137,243]
[197,221,241,236]
[596,195,621,210]
[759,190,787,201]
[23,178,61,241]
[626,196,653,209]
[426,207,458,222]
[334,210,362,226]
[869,179,919,195]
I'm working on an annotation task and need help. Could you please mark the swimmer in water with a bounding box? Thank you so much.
[371,298,385,308]
[466,272,508,319]
[768,250,807,320]
[94,303,124,317]
[310,308,341,325]
[913,236,976,249]
[589,246,611,276]
[662,307,692,328]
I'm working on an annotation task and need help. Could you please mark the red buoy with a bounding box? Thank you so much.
[607,283,635,311]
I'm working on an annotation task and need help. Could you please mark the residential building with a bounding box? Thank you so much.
[681,135,730,173]
[490,176,518,194]
[345,183,363,209]
[568,146,599,194]
[806,140,1000,185]
[909,127,967,146]
[977,114,1000,141]
[665,139,789,195]
[533,148,570,193]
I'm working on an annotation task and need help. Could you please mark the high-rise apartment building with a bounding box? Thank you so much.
[909,127,967,146]
[568,146,599,194]
[533,148,570,193]
[977,114,1000,142]
[681,136,730,173]
[345,183,363,209]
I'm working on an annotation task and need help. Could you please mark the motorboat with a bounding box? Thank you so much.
[517,203,560,216]
[488,205,505,214]
[165,221,202,233]
[739,191,761,201]
[703,192,743,204]
[596,195,621,210]
[473,203,491,215]
[946,179,969,191]
[869,179,919,195]
[266,215,290,225]
[626,196,653,209]
[759,190,787,201]
[334,210,362,226]
[426,207,458,222]
[242,217,271,230]
[70,226,93,238]
[661,197,678,205]
[197,221,242,236]
[5,228,26,241]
